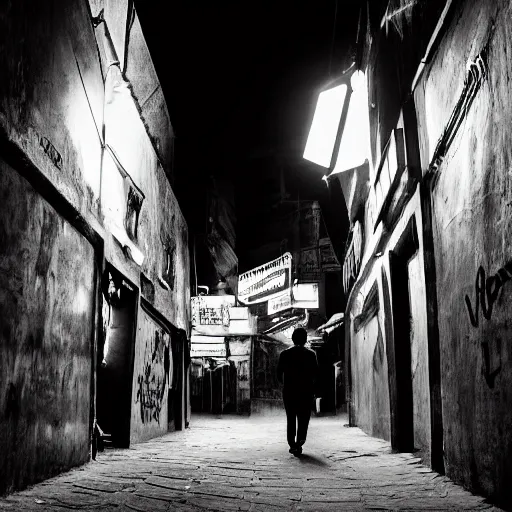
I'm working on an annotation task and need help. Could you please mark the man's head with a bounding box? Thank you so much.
[291,327,307,346]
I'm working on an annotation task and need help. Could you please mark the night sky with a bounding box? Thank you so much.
[135,1,361,245]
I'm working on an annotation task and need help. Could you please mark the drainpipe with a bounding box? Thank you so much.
[345,313,355,425]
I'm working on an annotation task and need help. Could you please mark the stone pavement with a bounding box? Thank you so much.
[0,414,504,511]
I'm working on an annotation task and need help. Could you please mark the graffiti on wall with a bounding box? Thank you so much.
[464,260,512,327]
[135,327,171,423]
[464,260,510,387]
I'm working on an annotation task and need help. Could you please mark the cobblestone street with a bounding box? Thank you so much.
[0,414,503,511]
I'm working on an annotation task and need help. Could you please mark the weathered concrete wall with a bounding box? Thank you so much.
[88,0,175,181]
[101,63,189,443]
[0,0,190,493]
[348,188,431,458]
[0,158,96,495]
[408,253,431,461]
[100,58,189,330]
[125,11,175,183]
[0,0,104,218]
[414,0,512,505]
[351,311,391,441]
[140,159,190,331]
[101,66,189,442]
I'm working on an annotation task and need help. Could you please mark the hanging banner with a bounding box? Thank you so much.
[238,252,292,305]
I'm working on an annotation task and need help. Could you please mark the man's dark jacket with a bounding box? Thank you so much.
[277,346,318,400]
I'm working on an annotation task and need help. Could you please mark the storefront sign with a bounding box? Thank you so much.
[267,282,319,314]
[292,282,319,309]
[191,295,256,336]
[191,295,235,326]
[238,253,292,305]
[191,343,226,358]
[190,335,226,358]
[268,292,292,315]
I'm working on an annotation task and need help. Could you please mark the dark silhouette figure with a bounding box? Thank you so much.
[277,327,318,456]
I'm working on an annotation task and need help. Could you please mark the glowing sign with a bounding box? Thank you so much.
[191,295,235,327]
[332,70,370,175]
[191,296,256,336]
[303,84,347,168]
[238,253,292,305]
[292,282,319,309]
[267,282,319,314]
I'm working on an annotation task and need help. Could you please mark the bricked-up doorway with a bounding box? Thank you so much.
[97,266,137,448]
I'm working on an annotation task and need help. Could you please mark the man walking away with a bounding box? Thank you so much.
[277,327,318,456]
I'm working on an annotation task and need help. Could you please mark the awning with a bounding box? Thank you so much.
[317,313,345,334]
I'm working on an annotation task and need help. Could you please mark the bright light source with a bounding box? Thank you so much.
[303,84,347,168]
[350,69,365,91]
[332,70,370,175]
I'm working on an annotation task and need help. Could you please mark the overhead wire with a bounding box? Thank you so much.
[328,0,339,77]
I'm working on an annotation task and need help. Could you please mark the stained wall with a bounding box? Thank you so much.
[351,310,391,441]
[347,188,431,459]
[0,0,190,494]
[0,159,96,495]
[0,0,104,219]
[414,0,512,505]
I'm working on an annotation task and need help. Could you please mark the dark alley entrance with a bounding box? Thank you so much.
[97,268,138,448]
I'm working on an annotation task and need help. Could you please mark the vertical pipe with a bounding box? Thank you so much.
[193,235,198,297]
[221,365,224,414]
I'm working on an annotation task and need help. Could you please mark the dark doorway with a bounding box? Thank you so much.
[97,267,137,448]
[389,251,414,452]
[168,337,183,430]
[388,219,419,453]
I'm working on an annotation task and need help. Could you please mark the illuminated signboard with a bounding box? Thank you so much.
[238,253,292,305]
[303,84,348,168]
[292,282,319,309]
[191,295,235,327]
[190,335,226,358]
[267,282,320,314]
[191,295,256,336]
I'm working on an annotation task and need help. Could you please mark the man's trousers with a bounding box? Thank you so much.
[283,395,312,448]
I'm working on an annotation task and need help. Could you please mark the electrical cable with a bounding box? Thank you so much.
[193,235,198,296]
[328,0,339,77]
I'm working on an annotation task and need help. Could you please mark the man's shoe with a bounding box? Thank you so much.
[289,446,296,454]
[293,446,302,456]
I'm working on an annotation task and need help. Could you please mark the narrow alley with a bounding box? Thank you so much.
[2,1,512,511]
[0,414,501,512]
